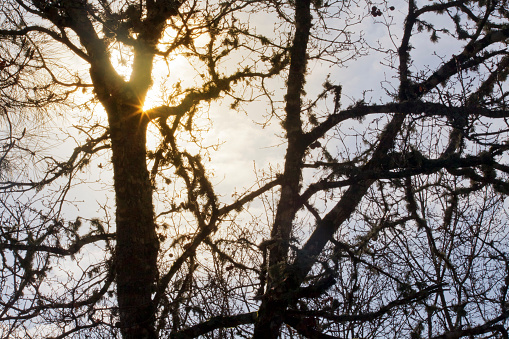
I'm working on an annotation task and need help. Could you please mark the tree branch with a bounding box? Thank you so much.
[169,312,257,339]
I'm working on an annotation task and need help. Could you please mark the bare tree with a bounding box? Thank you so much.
[0,0,508,338]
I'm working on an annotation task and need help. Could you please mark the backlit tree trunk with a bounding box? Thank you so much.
[108,101,158,339]
[253,0,311,337]
[2,1,509,338]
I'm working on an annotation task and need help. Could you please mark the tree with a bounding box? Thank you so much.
[0,0,509,338]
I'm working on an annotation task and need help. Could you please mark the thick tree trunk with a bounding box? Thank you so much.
[109,106,159,339]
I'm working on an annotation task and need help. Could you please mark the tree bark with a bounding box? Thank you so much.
[108,102,159,339]
[253,1,312,338]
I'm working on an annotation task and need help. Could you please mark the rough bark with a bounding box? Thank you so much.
[108,104,159,339]
[86,2,179,336]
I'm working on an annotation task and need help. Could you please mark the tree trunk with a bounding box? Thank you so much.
[253,1,312,338]
[108,104,159,339]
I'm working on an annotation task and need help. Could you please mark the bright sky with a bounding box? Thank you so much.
[6,0,467,232]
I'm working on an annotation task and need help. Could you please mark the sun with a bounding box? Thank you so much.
[141,52,200,149]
